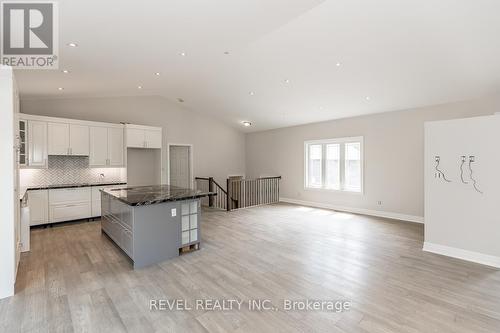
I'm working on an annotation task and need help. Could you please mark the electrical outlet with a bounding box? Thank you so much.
[461,155,466,162]
[377,201,382,205]
[171,208,177,217]
[435,156,440,162]
[469,155,475,162]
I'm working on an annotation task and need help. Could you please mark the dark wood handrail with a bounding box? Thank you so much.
[229,176,282,182]
[195,177,238,209]
[196,176,280,211]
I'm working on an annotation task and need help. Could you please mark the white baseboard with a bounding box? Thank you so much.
[279,197,424,224]
[423,242,500,268]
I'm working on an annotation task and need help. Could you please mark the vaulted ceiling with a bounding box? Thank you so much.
[15,0,500,131]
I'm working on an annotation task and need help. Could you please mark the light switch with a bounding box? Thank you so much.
[171,208,177,217]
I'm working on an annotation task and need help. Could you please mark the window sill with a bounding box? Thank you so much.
[304,186,363,195]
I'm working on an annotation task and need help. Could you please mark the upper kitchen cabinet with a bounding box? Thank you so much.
[89,126,107,165]
[125,124,162,149]
[70,124,90,155]
[108,127,124,165]
[48,122,89,156]
[18,120,27,167]
[27,120,48,168]
[47,122,68,155]
[89,126,124,167]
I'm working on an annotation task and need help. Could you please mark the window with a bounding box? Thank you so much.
[304,137,363,192]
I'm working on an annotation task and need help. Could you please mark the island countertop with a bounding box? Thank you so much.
[101,184,216,206]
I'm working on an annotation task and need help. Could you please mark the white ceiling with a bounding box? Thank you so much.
[15,0,500,132]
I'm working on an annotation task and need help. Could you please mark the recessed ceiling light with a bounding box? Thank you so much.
[224,51,230,55]
[249,91,255,96]
[154,72,160,76]
[67,42,78,47]
[177,98,185,103]
[62,70,69,74]
[284,79,290,84]
[365,96,371,101]
[58,87,64,91]
[336,62,341,67]
[242,121,252,127]
[179,52,186,56]
[137,85,143,89]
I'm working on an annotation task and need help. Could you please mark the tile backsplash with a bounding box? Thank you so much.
[20,156,126,187]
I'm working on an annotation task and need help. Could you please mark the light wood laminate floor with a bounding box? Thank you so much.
[1,203,500,332]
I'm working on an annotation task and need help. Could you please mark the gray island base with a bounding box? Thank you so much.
[100,185,215,269]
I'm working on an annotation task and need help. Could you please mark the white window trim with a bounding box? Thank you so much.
[304,136,364,194]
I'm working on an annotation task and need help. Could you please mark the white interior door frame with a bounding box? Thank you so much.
[167,143,194,188]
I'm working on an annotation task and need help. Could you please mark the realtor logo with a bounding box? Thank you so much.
[1,1,58,69]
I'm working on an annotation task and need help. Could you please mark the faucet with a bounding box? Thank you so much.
[99,173,105,182]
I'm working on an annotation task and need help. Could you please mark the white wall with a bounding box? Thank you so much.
[424,115,500,267]
[245,95,500,221]
[21,96,246,185]
[0,67,16,299]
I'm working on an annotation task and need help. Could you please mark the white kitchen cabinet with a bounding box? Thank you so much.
[108,127,124,165]
[144,129,162,148]
[48,122,89,156]
[89,126,124,167]
[69,124,89,155]
[48,122,69,155]
[126,128,145,148]
[91,185,117,217]
[89,127,108,166]
[18,120,27,167]
[125,124,162,149]
[28,190,49,226]
[49,187,91,223]
[27,120,47,167]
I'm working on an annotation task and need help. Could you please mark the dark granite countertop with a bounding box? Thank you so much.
[25,182,127,191]
[101,184,216,206]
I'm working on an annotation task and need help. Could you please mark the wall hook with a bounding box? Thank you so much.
[468,156,483,194]
[459,156,468,184]
[434,156,451,182]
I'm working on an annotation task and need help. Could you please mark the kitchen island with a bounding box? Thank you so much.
[100,185,215,269]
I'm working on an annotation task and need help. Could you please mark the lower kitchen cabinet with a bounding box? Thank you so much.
[26,184,124,227]
[49,187,91,223]
[28,190,49,226]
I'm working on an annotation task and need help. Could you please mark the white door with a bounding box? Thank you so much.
[126,128,145,148]
[89,126,108,166]
[145,129,162,148]
[69,124,89,155]
[108,127,124,166]
[28,120,47,167]
[169,145,191,188]
[48,122,69,155]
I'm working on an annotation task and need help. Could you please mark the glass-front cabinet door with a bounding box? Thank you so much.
[18,120,27,167]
